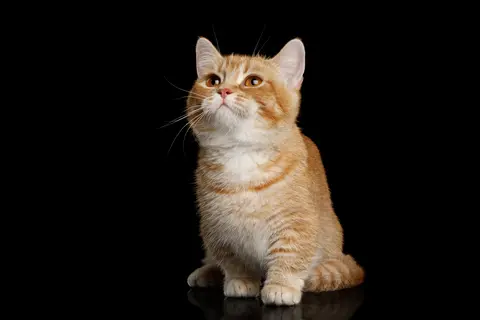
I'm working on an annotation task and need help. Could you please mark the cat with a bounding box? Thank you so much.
[185,37,364,306]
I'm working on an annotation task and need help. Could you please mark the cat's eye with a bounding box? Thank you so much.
[244,75,263,87]
[206,74,221,87]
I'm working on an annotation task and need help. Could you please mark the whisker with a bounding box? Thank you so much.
[253,24,267,56]
[212,24,220,51]
[158,107,203,128]
[171,95,192,101]
[188,92,210,100]
[182,112,206,156]
[256,36,270,56]
[164,76,209,99]
[158,105,202,127]
[172,95,208,101]
[186,92,210,101]
[167,112,204,156]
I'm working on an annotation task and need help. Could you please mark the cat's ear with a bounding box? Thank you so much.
[271,38,305,89]
[196,37,222,78]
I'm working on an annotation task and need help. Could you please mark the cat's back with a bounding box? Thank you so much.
[302,134,333,208]
[302,134,324,178]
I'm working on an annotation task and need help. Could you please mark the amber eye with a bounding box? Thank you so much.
[206,74,221,87]
[244,75,263,87]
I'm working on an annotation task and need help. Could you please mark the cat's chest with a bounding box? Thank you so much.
[212,149,273,184]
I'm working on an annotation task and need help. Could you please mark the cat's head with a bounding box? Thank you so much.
[187,37,305,147]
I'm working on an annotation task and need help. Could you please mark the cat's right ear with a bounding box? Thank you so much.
[196,37,222,79]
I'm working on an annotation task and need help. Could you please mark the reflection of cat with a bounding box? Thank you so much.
[186,37,364,306]
[187,287,365,320]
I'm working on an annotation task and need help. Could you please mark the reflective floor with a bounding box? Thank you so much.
[186,286,365,320]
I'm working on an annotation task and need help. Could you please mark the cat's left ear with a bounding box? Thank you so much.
[271,38,305,89]
[196,37,222,79]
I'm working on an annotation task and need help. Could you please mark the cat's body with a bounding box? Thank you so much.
[186,38,364,306]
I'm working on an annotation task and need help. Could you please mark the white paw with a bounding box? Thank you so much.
[187,265,223,287]
[261,284,302,306]
[224,278,260,298]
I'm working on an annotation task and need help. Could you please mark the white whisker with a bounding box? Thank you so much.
[212,24,220,51]
[159,107,203,128]
[167,112,204,156]
[182,112,207,156]
[171,95,192,101]
[253,24,267,56]
[256,36,270,56]
[164,76,209,99]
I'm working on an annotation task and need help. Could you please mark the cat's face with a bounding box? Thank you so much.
[187,37,305,147]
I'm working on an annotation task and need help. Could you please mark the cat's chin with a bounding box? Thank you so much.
[217,103,236,115]
[203,104,241,128]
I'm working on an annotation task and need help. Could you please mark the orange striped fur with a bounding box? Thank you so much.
[186,37,364,306]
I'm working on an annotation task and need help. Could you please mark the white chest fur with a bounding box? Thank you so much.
[203,146,280,186]
[199,147,280,267]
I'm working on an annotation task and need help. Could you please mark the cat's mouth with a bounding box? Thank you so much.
[211,100,247,119]
[217,102,233,112]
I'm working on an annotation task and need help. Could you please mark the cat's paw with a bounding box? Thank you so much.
[187,265,223,287]
[261,284,302,306]
[224,278,260,298]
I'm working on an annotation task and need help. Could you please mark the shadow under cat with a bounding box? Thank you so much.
[187,285,365,320]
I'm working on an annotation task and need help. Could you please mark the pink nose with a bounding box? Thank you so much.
[219,88,233,99]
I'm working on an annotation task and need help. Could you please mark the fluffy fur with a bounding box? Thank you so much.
[186,37,364,306]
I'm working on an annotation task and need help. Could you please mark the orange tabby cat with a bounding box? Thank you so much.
[186,37,364,306]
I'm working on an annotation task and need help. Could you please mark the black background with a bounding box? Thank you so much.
[79,16,436,318]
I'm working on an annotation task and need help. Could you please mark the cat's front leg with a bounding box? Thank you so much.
[261,222,317,306]
[214,248,261,298]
